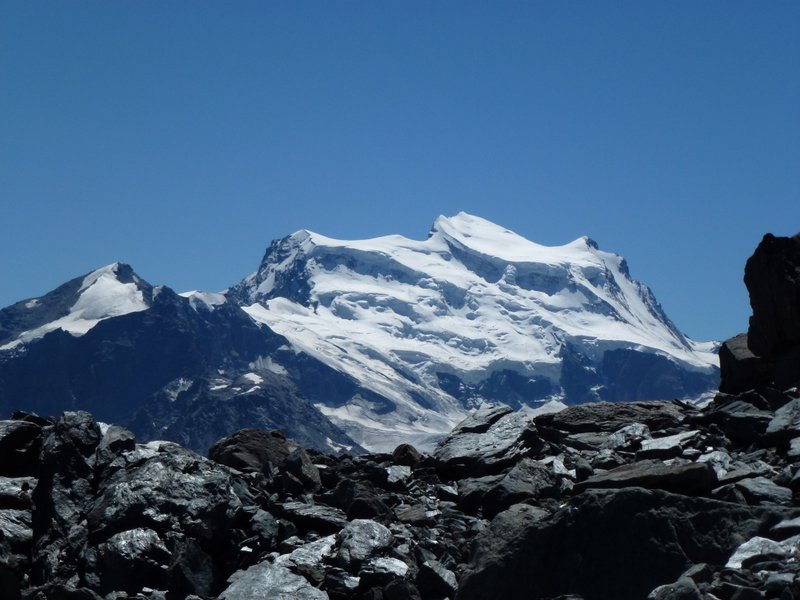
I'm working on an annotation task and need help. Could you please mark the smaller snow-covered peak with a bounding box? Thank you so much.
[0,262,152,350]
[73,263,148,321]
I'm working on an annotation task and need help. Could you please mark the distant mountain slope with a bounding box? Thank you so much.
[0,265,361,454]
[0,213,718,451]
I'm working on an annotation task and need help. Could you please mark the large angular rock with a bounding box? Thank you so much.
[219,561,329,600]
[86,443,248,541]
[168,536,220,597]
[481,458,559,518]
[0,509,32,552]
[93,425,136,471]
[536,401,685,434]
[574,460,717,495]
[719,333,769,394]
[278,501,348,534]
[638,431,700,460]
[417,559,458,598]
[698,395,772,444]
[600,423,651,451]
[208,427,288,472]
[734,477,793,506]
[358,556,410,587]
[0,420,42,476]
[765,397,800,444]
[336,519,393,570]
[433,408,542,477]
[30,411,104,587]
[94,527,171,594]
[726,534,800,569]
[458,488,791,600]
[275,534,337,571]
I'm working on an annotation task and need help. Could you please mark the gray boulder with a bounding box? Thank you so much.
[535,401,685,434]
[219,561,328,600]
[433,408,542,477]
[336,519,393,570]
[481,458,559,518]
[765,397,800,444]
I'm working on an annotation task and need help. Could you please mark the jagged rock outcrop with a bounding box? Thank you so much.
[721,232,800,394]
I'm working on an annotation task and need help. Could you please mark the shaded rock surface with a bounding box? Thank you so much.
[2,376,799,600]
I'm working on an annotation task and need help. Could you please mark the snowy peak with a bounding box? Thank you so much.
[72,263,151,321]
[229,213,718,450]
[431,212,599,266]
[0,262,152,349]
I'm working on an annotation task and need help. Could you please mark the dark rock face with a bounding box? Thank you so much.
[719,333,770,394]
[0,420,42,476]
[720,232,800,394]
[459,488,788,600]
[574,459,718,495]
[745,233,800,358]
[536,400,685,434]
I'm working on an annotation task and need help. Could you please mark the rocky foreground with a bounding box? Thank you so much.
[0,231,799,600]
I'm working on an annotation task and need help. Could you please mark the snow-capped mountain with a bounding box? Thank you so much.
[0,213,719,452]
[226,212,718,449]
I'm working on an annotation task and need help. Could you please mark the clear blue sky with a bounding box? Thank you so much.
[1,2,798,342]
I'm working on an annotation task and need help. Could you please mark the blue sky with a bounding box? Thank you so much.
[1,2,797,341]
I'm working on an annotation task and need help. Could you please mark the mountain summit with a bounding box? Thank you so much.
[0,213,718,451]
